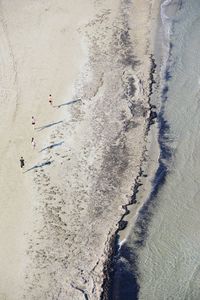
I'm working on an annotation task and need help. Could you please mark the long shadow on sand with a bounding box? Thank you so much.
[24,160,53,173]
[39,141,64,152]
[36,120,63,131]
[56,99,81,108]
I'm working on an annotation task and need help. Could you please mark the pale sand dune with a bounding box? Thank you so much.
[0,1,159,299]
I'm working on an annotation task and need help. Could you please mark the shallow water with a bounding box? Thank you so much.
[109,0,200,299]
[135,0,200,299]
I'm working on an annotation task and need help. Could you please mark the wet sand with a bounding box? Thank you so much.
[0,1,160,299]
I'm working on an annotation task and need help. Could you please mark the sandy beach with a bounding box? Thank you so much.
[0,1,159,299]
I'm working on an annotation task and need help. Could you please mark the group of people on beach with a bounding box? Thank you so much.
[20,94,53,169]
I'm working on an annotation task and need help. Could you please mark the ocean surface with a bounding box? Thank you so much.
[109,0,200,299]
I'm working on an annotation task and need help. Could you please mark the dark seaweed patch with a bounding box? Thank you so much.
[110,244,139,300]
[165,67,172,81]
[162,85,169,96]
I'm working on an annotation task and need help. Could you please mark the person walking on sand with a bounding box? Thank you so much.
[48,94,53,106]
[32,116,36,129]
[20,157,25,168]
[31,137,36,149]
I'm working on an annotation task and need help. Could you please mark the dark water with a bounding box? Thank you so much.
[108,241,138,300]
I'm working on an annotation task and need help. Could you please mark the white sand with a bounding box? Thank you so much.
[0,1,159,299]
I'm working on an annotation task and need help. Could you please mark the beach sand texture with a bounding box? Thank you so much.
[0,0,157,299]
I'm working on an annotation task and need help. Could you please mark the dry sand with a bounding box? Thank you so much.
[0,0,159,299]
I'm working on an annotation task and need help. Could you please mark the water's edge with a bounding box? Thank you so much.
[100,0,176,297]
[100,55,158,300]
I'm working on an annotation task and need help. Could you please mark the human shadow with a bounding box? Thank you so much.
[39,141,64,152]
[24,160,54,173]
[36,120,63,131]
[56,99,81,108]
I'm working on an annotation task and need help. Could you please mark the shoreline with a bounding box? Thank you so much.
[100,54,159,300]
[100,1,176,298]
[99,1,163,298]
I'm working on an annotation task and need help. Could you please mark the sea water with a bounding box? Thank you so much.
[109,0,200,299]
[135,0,200,299]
